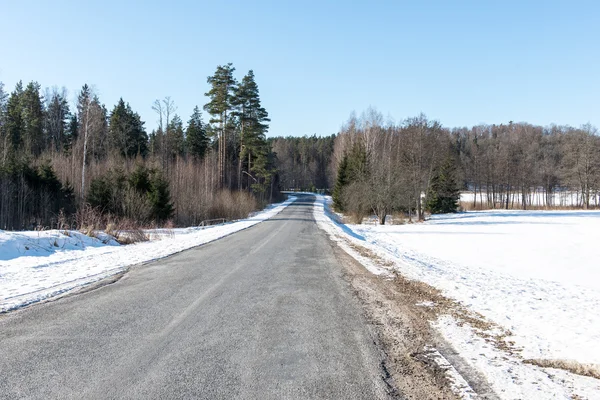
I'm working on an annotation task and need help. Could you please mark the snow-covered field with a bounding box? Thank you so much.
[0,196,296,312]
[313,195,600,399]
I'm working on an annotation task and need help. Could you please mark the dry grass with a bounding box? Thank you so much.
[524,359,600,380]
[208,190,258,221]
[460,201,599,212]
[75,205,149,244]
[115,228,149,245]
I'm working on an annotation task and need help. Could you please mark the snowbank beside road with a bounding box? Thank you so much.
[313,195,600,399]
[0,196,296,312]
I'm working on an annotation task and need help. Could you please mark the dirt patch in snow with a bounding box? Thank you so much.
[331,241,460,399]
[331,237,506,399]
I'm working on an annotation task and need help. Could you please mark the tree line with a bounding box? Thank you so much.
[2,70,598,231]
[332,108,600,224]
[270,135,335,191]
[0,64,277,230]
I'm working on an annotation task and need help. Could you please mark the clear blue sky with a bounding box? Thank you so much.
[1,0,598,136]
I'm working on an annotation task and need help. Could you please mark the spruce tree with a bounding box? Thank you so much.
[332,143,368,212]
[186,106,208,160]
[64,114,78,153]
[167,114,185,159]
[148,171,174,222]
[333,154,349,211]
[4,82,24,160]
[426,158,461,214]
[45,90,70,152]
[109,98,148,158]
[21,82,45,156]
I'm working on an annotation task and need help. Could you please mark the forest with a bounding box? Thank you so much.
[1,68,599,231]
[332,109,600,224]
[0,64,277,230]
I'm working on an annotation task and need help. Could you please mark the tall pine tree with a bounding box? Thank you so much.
[232,70,270,191]
[204,63,237,188]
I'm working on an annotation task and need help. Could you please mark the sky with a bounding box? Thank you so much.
[1,0,599,136]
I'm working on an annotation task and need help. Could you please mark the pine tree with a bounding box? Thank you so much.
[186,106,208,160]
[426,158,461,214]
[232,70,270,190]
[204,63,237,188]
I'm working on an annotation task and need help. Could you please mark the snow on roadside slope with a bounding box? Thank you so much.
[313,195,600,399]
[312,194,391,277]
[0,196,296,312]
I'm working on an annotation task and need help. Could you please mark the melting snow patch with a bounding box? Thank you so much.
[422,345,478,399]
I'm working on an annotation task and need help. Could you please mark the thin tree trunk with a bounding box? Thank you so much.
[80,100,91,201]
[238,120,244,191]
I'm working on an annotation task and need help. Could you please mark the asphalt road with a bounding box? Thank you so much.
[0,195,393,399]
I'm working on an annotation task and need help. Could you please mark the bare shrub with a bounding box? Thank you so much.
[342,181,370,224]
[57,209,71,232]
[209,190,258,221]
[163,219,175,239]
[390,212,407,225]
[123,187,152,224]
[75,204,106,237]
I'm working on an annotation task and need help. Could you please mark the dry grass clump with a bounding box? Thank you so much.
[76,204,106,237]
[75,204,149,244]
[524,359,600,380]
[110,218,149,244]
